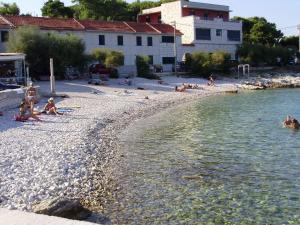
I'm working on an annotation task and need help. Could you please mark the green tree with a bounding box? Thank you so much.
[232,16,283,46]
[280,36,299,51]
[72,0,129,20]
[41,0,74,18]
[237,43,295,66]
[0,2,20,15]
[8,26,86,79]
[136,55,151,78]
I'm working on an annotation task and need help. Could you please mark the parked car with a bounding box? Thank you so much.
[89,64,111,75]
[0,81,21,91]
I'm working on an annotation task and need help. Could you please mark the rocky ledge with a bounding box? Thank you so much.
[239,73,300,90]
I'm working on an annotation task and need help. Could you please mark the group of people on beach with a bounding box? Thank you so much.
[15,83,62,122]
[175,74,215,92]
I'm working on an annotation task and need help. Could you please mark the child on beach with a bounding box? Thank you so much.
[43,98,63,115]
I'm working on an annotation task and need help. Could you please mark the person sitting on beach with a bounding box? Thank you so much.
[43,98,63,115]
[207,74,215,86]
[175,85,186,92]
[15,100,41,122]
[25,82,38,114]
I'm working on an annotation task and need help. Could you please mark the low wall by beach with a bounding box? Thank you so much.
[0,87,42,111]
[0,89,25,111]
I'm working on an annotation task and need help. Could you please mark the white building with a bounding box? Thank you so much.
[0,16,182,72]
[0,1,242,73]
[139,0,243,60]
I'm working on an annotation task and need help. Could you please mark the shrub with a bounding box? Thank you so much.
[8,26,86,80]
[190,52,213,77]
[237,43,296,66]
[91,48,110,64]
[105,50,124,68]
[136,55,150,78]
[211,51,231,74]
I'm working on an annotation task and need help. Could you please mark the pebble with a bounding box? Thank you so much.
[0,78,249,211]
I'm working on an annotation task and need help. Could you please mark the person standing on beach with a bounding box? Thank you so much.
[207,74,215,86]
[25,82,38,114]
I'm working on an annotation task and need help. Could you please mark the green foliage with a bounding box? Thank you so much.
[189,52,212,77]
[91,48,124,67]
[71,0,176,21]
[7,26,86,79]
[136,55,153,79]
[105,50,124,67]
[232,16,283,46]
[41,0,74,18]
[211,51,231,74]
[0,2,20,15]
[280,36,299,51]
[91,48,110,63]
[237,43,296,66]
[90,48,124,78]
[184,51,232,77]
[72,0,128,20]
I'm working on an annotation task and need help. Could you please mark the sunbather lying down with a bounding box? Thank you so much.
[175,85,186,92]
[182,83,202,89]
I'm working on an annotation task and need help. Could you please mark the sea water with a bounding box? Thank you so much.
[107,89,300,224]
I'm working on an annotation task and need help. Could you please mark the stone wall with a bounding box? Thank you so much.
[0,89,25,111]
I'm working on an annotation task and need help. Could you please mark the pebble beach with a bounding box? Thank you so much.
[0,77,240,215]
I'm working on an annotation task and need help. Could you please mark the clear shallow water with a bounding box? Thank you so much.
[108,89,300,224]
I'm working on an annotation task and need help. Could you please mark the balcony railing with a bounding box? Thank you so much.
[193,16,241,23]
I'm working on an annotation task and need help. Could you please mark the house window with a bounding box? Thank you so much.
[218,14,224,19]
[146,16,151,23]
[158,15,161,24]
[136,36,142,46]
[117,35,123,46]
[99,35,105,45]
[204,13,209,19]
[227,30,241,41]
[148,55,153,65]
[162,57,175,64]
[1,31,9,42]
[162,36,174,43]
[147,36,153,46]
[195,28,211,40]
[216,29,222,37]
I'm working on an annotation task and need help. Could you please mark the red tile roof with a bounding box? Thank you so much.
[0,17,11,28]
[125,21,158,34]
[0,15,182,35]
[149,23,182,35]
[79,20,134,33]
[2,16,84,31]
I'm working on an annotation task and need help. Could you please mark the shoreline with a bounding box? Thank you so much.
[1,77,234,214]
[3,75,294,222]
[85,90,220,213]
